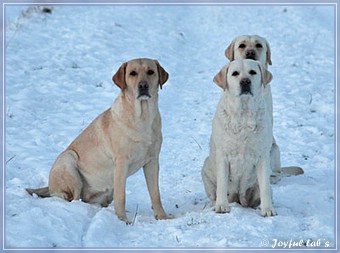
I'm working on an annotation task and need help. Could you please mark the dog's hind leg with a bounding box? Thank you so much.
[48,149,83,201]
[270,137,283,184]
[270,137,281,173]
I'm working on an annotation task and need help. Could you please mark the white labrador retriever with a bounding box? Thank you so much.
[27,58,170,223]
[201,59,277,217]
[225,35,303,179]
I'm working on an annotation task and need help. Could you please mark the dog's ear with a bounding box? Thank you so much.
[112,62,127,91]
[265,40,272,66]
[213,65,229,90]
[258,63,273,86]
[155,60,169,89]
[225,40,235,61]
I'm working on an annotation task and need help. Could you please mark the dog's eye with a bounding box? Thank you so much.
[256,43,263,48]
[232,71,239,76]
[249,70,257,75]
[130,71,138,76]
[147,70,155,75]
[239,44,246,49]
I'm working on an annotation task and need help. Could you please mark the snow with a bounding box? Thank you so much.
[4,3,336,250]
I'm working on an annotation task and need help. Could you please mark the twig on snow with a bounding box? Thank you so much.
[202,202,208,211]
[131,204,139,226]
[6,155,16,164]
[176,235,180,243]
[191,136,202,150]
[308,93,313,105]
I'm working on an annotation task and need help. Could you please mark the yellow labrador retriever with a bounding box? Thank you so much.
[225,35,272,68]
[201,59,277,217]
[27,58,170,223]
[225,35,303,180]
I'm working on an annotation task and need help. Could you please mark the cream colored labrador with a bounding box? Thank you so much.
[225,35,272,68]
[27,58,170,223]
[225,35,303,180]
[201,59,277,217]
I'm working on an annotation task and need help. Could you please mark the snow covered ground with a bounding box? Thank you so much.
[4,3,336,250]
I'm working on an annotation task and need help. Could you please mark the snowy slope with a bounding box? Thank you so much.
[4,4,336,249]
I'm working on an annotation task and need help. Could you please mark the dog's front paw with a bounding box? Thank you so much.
[116,213,131,224]
[155,212,172,220]
[261,208,277,217]
[213,203,231,213]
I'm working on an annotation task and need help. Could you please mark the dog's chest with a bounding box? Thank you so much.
[125,124,161,176]
[223,112,270,172]
[221,103,266,134]
[217,100,271,148]
[127,140,156,173]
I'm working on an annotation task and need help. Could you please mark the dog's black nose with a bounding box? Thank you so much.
[240,78,252,95]
[138,81,151,99]
[138,81,149,90]
[245,50,256,60]
[240,78,251,86]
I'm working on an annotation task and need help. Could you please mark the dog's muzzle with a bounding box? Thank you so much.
[245,49,257,60]
[137,81,151,100]
[240,78,253,96]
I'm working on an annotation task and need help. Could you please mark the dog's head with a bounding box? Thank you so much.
[213,59,272,98]
[225,35,272,67]
[112,58,169,101]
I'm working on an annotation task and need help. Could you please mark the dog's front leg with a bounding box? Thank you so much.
[214,151,230,213]
[256,156,277,217]
[143,159,169,220]
[114,160,129,223]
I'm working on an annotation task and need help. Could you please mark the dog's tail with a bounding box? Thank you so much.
[280,166,304,176]
[270,166,304,184]
[26,187,50,198]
